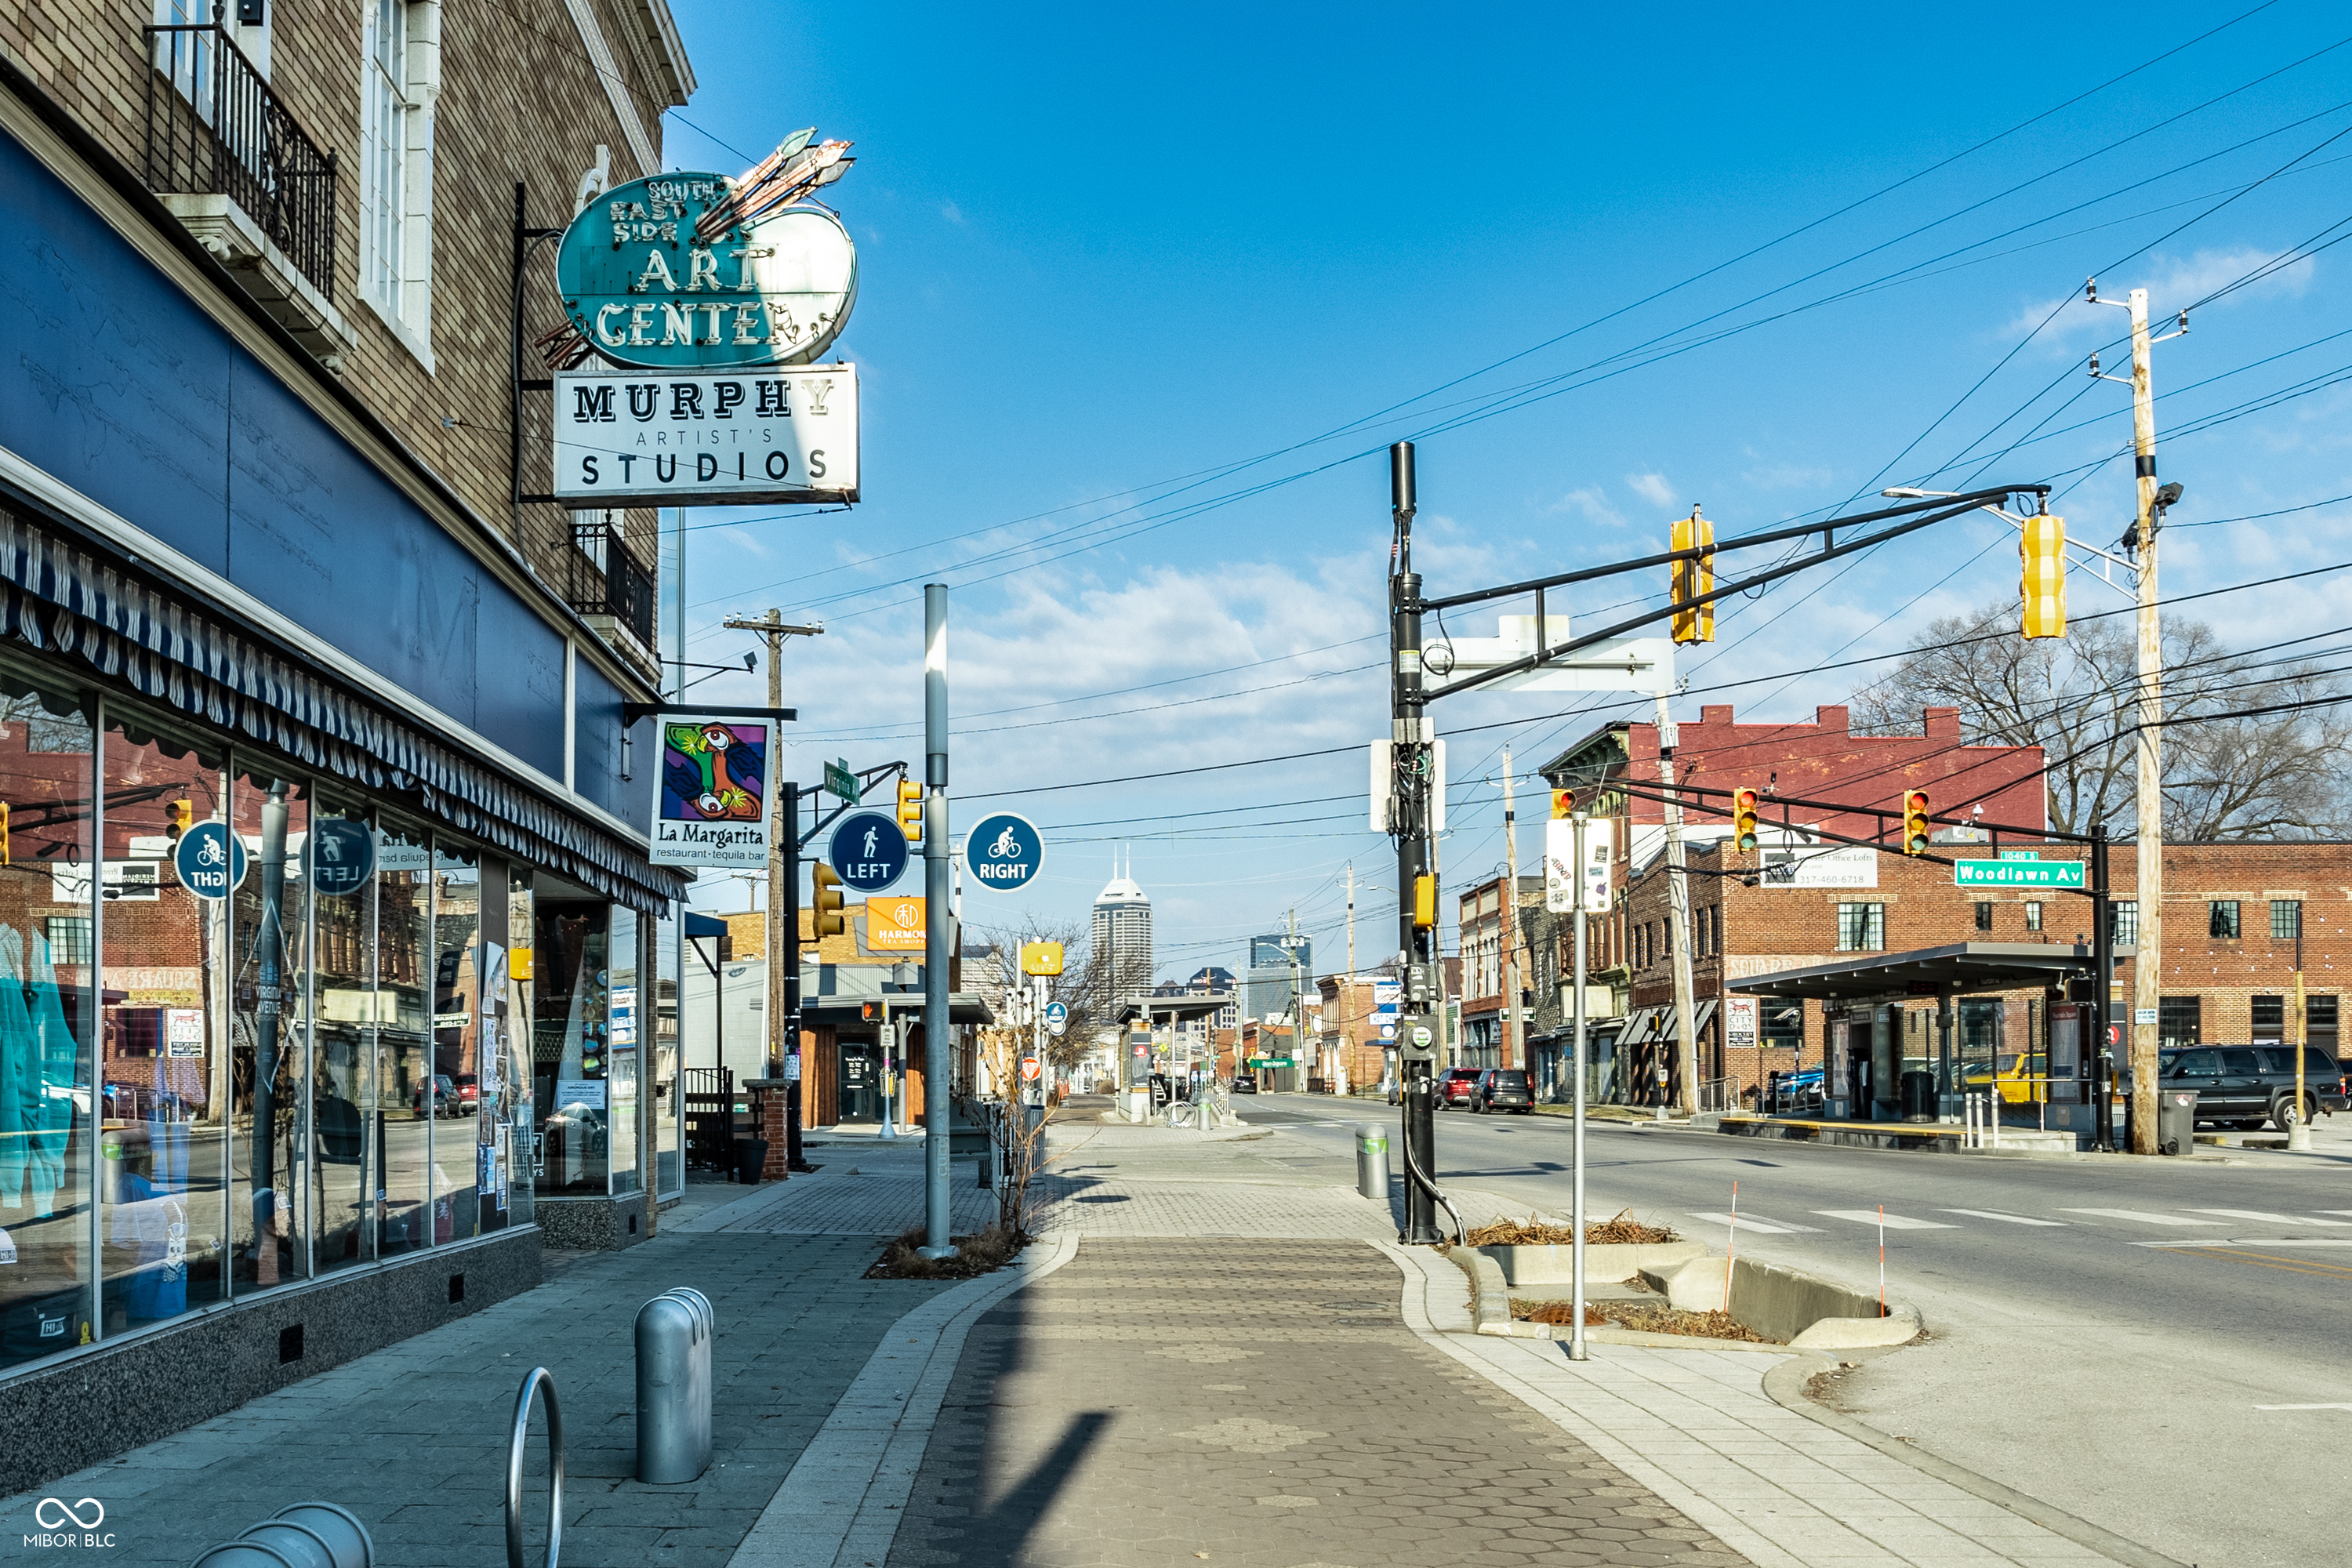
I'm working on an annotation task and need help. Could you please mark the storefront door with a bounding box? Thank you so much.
[839,1041,880,1123]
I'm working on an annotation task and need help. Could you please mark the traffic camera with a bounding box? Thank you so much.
[2020,514,2066,639]
[811,862,848,938]
[1732,786,1761,853]
[896,777,924,843]
[1901,791,1931,855]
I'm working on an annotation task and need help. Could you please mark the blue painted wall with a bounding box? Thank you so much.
[0,125,588,793]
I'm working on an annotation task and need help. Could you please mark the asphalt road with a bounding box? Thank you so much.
[1243,1094,2352,1568]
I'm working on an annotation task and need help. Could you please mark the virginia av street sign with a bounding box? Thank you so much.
[1955,859,2084,889]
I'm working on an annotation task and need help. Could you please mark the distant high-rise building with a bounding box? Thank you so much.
[1092,849,1154,1001]
[1189,966,1237,1031]
[1245,931,1312,1024]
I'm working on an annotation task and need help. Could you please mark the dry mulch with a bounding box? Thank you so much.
[1465,1209,1677,1247]
[864,1225,1029,1279]
[1511,1295,1779,1343]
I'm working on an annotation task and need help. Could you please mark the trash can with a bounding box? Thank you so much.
[2158,1089,2198,1156]
[732,1137,768,1185]
[1900,1070,1936,1123]
[636,1287,714,1483]
[1355,1124,1390,1201]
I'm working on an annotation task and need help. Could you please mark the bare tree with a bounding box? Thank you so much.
[972,913,1116,1071]
[1853,599,2351,840]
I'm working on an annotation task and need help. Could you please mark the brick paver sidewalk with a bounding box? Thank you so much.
[888,1237,1750,1568]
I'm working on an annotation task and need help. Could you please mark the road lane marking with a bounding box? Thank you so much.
[1685,1211,1820,1233]
[2060,1207,2227,1226]
[2256,1403,2352,1411]
[2156,1246,2352,1280]
[1940,1208,2067,1226]
[2184,1207,2352,1226]
[1813,1210,1956,1229]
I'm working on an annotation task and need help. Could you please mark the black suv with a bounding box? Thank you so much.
[2159,1044,2347,1130]
[1474,1069,1534,1114]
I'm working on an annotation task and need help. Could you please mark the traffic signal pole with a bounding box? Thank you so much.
[1389,442,1446,1246]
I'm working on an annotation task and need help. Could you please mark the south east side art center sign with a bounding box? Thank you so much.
[551,162,860,508]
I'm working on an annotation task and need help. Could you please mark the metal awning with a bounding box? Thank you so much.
[1116,994,1237,1025]
[1726,942,2094,1003]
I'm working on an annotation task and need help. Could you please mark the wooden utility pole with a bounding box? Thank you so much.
[1656,699,1699,1114]
[720,610,822,1072]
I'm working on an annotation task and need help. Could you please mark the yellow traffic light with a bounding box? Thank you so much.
[0,802,9,867]
[2020,514,2066,639]
[1901,790,1931,855]
[1413,874,1437,929]
[896,778,924,843]
[166,798,194,840]
[1732,786,1760,853]
[811,862,848,938]
[1551,789,1573,819]
[1671,510,1715,644]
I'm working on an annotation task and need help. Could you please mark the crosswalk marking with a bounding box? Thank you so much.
[1685,1211,1822,1234]
[2060,1207,2228,1226]
[1814,1210,1956,1229]
[1940,1208,2067,1226]
[2185,1208,2352,1227]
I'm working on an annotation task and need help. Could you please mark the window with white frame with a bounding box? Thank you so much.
[361,0,440,351]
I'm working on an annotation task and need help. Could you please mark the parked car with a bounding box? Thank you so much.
[1767,1068,1824,1118]
[1438,1067,1483,1109]
[1474,1068,1534,1113]
[451,1073,480,1114]
[2159,1044,2347,1130]
[1231,1073,1258,1094]
[412,1074,458,1118]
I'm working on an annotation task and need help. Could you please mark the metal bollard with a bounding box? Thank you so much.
[1356,1123,1391,1201]
[189,1502,372,1568]
[636,1287,714,1483]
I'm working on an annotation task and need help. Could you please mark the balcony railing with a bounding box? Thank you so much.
[568,516,656,649]
[143,22,337,299]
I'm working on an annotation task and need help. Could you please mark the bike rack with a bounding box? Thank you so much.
[505,1367,564,1568]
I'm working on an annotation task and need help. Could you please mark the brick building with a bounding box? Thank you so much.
[1534,702,2050,1103]
[1611,836,2352,1112]
[1457,875,1540,1070]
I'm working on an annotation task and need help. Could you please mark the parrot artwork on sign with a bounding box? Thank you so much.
[650,721,773,868]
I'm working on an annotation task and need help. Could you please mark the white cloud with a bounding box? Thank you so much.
[2005,245,2318,345]
[1625,471,1676,508]
[1549,485,1625,526]
[939,200,965,226]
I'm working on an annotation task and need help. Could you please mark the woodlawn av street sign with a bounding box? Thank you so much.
[1955,859,2085,889]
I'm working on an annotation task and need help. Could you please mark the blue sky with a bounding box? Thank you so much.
[658,0,2352,979]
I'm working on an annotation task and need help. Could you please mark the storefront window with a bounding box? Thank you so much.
[230,771,309,1290]
[374,825,430,1254]
[98,720,228,1338]
[533,898,611,1195]
[431,846,482,1243]
[307,798,372,1272]
[506,868,535,1224]
[610,907,640,1196]
[0,681,96,1368]
[653,905,681,1198]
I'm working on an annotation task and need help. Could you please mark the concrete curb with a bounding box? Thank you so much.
[1759,1356,2190,1568]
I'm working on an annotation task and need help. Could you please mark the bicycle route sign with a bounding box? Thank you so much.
[964,811,1044,891]
[174,822,248,900]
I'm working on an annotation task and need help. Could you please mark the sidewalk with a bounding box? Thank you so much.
[2,1109,2167,1568]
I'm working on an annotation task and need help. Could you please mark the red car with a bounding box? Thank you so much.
[1438,1068,1483,1109]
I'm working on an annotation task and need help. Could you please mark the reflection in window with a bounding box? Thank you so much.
[309,800,372,1272]
[231,771,308,1290]
[2209,901,2240,940]
[0,684,94,1369]
[610,907,638,1196]
[99,720,227,1338]
[431,847,481,1243]
[506,868,535,1225]
[375,825,430,1254]
[533,899,609,1195]
[653,906,681,1198]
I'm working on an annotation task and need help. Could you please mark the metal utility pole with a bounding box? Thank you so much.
[1388,441,1446,1244]
[1654,696,1699,1115]
[2092,280,2184,1156]
[1287,906,1304,1091]
[721,611,823,1168]
[1569,810,1591,1362]
[920,584,954,1258]
[1501,746,1522,1072]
